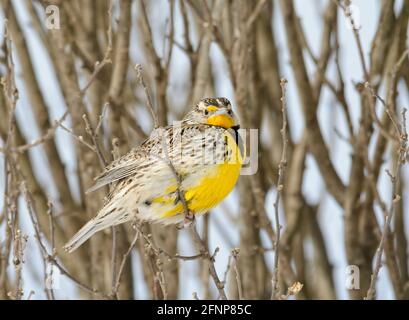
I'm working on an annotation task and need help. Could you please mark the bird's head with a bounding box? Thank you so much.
[183,97,240,130]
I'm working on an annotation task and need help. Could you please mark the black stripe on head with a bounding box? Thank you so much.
[200,97,231,108]
[216,97,231,107]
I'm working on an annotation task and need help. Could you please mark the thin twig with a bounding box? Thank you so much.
[79,0,113,95]
[271,78,288,299]
[83,113,108,167]
[80,59,112,95]
[232,249,243,300]
[189,226,228,300]
[112,226,139,298]
[245,0,268,30]
[135,64,159,129]
[338,0,369,80]
[366,107,408,299]
[58,123,97,152]
[45,198,55,300]
[0,111,69,154]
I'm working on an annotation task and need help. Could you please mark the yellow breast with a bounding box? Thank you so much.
[160,130,244,218]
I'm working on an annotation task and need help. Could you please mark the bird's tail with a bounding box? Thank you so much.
[63,219,104,253]
[64,200,133,253]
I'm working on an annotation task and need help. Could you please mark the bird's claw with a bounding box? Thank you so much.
[176,211,195,229]
[183,211,195,228]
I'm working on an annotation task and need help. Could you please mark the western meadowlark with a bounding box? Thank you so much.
[64,97,244,252]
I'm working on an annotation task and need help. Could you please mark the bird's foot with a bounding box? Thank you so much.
[176,211,195,229]
[183,211,195,228]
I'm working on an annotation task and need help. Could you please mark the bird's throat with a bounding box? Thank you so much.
[206,114,235,129]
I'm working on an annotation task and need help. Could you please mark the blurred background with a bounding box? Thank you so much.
[0,0,408,300]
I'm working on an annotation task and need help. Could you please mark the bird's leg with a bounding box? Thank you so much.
[176,211,195,230]
[173,186,195,228]
[183,210,195,228]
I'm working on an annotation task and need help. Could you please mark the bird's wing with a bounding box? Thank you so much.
[86,154,144,193]
[85,128,168,193]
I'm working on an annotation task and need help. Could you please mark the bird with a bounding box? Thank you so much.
[64,97,245,253]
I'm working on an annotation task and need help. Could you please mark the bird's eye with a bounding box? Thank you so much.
[227,110,232,115]
[204,110,209,115]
